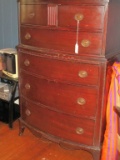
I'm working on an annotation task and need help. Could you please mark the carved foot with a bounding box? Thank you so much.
[19,119,25,136]
[19,126,25,136]
[91,149,101,160]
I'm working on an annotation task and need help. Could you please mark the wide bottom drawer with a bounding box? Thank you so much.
[21,97,95,146]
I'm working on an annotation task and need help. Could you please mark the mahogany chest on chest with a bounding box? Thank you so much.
[17,0,120,159]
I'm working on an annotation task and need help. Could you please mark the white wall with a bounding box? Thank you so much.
[0,0,18,49]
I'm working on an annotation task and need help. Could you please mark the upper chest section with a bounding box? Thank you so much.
[19,0,109,56]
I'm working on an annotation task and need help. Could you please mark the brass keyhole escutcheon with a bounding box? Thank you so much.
[29,12,35,18]
[25,109,31,116]
[77,98,86,105]
[76,127,84,135]
[78,71,88,78]
[81,39,91,47]
[75,13,84,21]
[24,59,30,66]
[25,83,30,90]
[25,33,31,40]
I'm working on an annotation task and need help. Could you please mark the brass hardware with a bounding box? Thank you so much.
[25,33,31,40]
[81,39,91,47]
[77,98,86,105]
[28,12,35,18]
[78,70,88,78]
[24,59,30,66]
[75,13,84,21]
[25,83,30,90]
[25,109,31,116]
[76,127,84,135]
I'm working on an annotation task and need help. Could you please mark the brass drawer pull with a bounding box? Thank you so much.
[25,83,30,90]
[78,71,88,78]
[75,13,84,21]
[24,59,30,66]
[28,12,35,18]
[25,33,31,40]
[76,127,84,135]
[81,39,91,47]
[25,109,31,116]
[77,98,86,105]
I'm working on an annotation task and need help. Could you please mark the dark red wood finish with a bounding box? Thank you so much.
[18,52,100,85]
[21,4,104,30]
[21,26,103,55]
[20,70,98,117]
[17,0,120,160]
[21,97,95,145]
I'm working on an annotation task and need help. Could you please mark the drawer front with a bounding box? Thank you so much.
[19,71,98,117]
[21,26,103,55]
[58,5,104,30]
[21,98,95,145]
[20,4,47,26]
[19,52,99,86]
[21,4,104,30]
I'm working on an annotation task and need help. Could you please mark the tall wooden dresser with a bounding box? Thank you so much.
[17,0,120,159]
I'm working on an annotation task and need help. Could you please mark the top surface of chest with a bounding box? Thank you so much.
[20,0,109,5]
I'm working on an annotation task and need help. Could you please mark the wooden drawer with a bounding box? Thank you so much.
[20,4,47,26]
[21,26,103,55]
[59,5,104,30]
[19,52,99,86]
[21,97,95,146]
[19,70,98,118]
[21,4,104,30]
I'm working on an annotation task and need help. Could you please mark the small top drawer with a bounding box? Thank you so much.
[58,5,104,30]
[19,52,100,86]
[21,4,104,30]
[20,4,47,26]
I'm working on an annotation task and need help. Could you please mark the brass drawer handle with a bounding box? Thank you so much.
[25,33,31,40]
[28,12,35,18]
[24,59,30,66]
[78,71,88,78]
[25,83,30,90]
[25,109,31,116]
[76,127,84,135]
[75,13,84,21]
[81,39,91,47]
[77,98,86,105]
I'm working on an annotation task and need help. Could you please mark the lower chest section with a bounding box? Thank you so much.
[18,49,107,147]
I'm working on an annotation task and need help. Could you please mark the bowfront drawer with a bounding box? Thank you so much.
[21,26,103,55]
[21,98,95,145]
[21,4,104,30]
[19,70,98,117]
[19,52,99,86]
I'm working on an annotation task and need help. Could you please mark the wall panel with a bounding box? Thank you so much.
[0,0,18,49]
